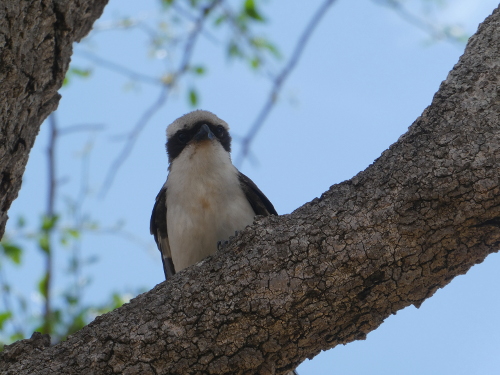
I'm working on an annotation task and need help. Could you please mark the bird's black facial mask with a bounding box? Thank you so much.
[166,121,231,162]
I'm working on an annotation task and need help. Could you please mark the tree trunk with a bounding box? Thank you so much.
[0,0,109,238]
[1,4,499,375]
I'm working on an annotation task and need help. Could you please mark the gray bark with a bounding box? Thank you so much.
[1,4,500,375]
[0,0,109,238]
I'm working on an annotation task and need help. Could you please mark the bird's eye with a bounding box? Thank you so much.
[177,132,189,143]
[215,125,225,137]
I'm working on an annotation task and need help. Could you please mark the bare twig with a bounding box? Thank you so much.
[93,17,146,32]
[100,1,222,196]
[92,226,152,253]
[93,16,159,41]
[77,51,162,86]
[235,0,337,168]
[59,123,105,136]
[100,86,170,197]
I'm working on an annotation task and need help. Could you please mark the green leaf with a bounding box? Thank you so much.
[60,236,68,246]
[191,65,206,75]
[161,0,175,7]
[214,14,228,26]
[64,293,78,306]
[228,41,243,59]
[52,309,62,325]
[70,68,92,78]
[0,311,12,330]
[86,221,100,231]
[41,215,58,231]
[69,229,80,238]
[38,273,49,299]
[112,293,129,309]
[251,37,281,58]
[250,56,261,70]
[65,310,87,336]
[1,243,22,264]
[188,88,198,107]
[38,234,50,254]
[17,216,26,228]
[119,18,134,28]
[9,332,24,343]
[63,67,92,87]
[244,0,265,22]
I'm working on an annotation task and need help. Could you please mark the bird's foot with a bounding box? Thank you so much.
[217,232,240,250]
[217,240,229,250]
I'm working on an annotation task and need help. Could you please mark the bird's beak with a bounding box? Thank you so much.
[194,124,215,142]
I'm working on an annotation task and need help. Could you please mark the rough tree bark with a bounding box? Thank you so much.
[1,4,500,375]
[0,0,109,238]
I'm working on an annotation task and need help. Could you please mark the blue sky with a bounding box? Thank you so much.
[4,0,500,373]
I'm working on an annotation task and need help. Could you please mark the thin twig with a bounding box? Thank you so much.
[93,16,161,43]
[59,123,105,136]
[92,227,152,253]
[77,51,162,86]
[100,86,169,197]
[372,0,467,46]
[235,0,337,168]
[68,136,94,310]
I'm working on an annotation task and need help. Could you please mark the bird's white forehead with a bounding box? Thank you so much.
[166,110,230,139]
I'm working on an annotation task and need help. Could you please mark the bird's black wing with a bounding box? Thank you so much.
[150,185,176,280]
[238,172,278,216]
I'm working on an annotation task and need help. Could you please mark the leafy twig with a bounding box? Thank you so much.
[42,113,58,334]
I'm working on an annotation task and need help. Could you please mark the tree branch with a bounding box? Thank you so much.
[1,5,499,374]
[0,0,110,239]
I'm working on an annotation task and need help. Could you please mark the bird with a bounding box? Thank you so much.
[150,110,278,280]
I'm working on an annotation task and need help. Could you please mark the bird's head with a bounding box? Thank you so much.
[165,110,232,164]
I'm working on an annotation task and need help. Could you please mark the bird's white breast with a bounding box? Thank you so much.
[166,141,255,272]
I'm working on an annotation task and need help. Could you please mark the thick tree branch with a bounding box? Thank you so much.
[1,4,499,375]
[0,0,109,239]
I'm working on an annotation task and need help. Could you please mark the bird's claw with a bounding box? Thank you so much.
[217,231,240,250]
[217,240,229,250]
